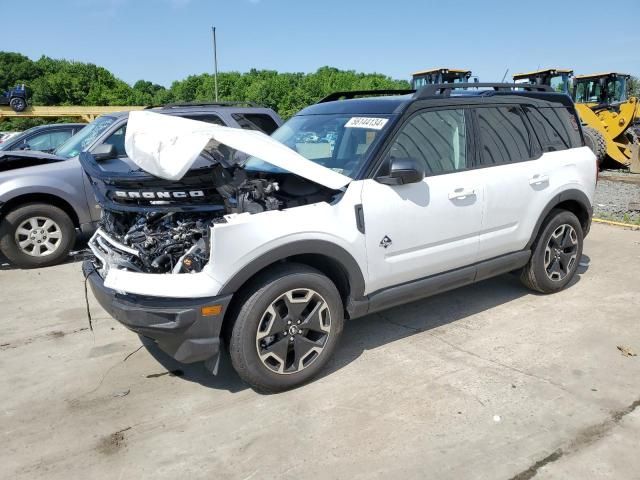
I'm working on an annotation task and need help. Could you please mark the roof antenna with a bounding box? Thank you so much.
[501,68,509,82]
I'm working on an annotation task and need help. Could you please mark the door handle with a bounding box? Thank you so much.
[529,174,549,185]
[448,188,476,200]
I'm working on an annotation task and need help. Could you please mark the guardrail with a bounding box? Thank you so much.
[0,105,146,122]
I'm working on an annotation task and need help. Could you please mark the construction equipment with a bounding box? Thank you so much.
[411,68,474,89]
[513,69,639,170]
[513,68,573,93]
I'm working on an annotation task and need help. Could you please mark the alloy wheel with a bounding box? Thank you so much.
[14,216,63,257]
[544,224,578,281]
[255,288,331,375]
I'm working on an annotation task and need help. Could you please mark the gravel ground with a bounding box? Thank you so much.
[594,171,640,224]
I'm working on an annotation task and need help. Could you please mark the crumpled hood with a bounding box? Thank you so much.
[124,110,352,190]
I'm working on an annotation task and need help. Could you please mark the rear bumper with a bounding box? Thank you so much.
[83,260,232,366]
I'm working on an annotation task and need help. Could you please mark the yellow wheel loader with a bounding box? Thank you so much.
[411,68,474,89]
[513,69,640,170]
[573,72,639,168]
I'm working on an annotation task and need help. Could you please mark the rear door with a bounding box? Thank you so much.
[473,104,583,260]
[361,107,484,294]
[471,105,540,260]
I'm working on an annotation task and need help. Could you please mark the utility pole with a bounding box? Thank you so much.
[212,26,219,101]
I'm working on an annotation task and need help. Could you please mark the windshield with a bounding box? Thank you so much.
[54,116,117,158]
[245,113,392,178]
[574,77,627,105]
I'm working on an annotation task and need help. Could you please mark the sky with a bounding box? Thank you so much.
[3,0,639,87]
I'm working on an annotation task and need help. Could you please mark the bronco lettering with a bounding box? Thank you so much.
[114,190,206,199]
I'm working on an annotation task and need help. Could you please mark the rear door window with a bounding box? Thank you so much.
[475,106,532,166]
[524,107,583,151]
[181,114,226,126]
[231,113,279,134]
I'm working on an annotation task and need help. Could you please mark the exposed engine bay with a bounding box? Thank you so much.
[88,164,336,275]
[82,110,351,277]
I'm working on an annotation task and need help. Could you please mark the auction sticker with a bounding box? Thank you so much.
[345,117,388,130]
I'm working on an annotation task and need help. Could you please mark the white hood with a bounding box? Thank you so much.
[124,110,351,190]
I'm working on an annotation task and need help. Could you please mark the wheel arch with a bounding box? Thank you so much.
[0,193,80,228]
[526,189,592,249]
[219,240,366,317]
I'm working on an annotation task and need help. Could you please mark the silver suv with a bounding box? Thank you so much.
[0,103,282,268]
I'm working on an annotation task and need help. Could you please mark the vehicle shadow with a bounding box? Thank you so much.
[141,336,249,393]
[142,253,590,394]
[0,236,90,271]
[320,262,588,383]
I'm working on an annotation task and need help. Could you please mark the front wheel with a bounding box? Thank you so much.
[0,203,75,268]
[9,97,27,112]
[229,263,344,393]
[583,125,606,164]
[520,209,583,294]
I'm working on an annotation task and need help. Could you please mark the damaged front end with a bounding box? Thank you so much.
[81,111,350,279]
[82,152,333,277]
[80,111,351,369]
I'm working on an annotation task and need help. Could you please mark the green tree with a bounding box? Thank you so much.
[1,51,410,129]
[629,76,640,98]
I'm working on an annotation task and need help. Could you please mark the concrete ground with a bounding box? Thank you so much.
[1,223,639,480]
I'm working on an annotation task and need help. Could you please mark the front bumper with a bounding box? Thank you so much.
[83,260,232,366]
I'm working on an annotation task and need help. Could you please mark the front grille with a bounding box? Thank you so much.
[88,229,139,274]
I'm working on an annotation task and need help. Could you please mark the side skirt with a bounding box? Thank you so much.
[347,250,531,319]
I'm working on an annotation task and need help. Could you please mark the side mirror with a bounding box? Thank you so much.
[92,143,117,161]
[376,157,425,186]
[19,143,31,151]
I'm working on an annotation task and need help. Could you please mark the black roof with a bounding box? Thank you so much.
[299,95,413,116]
[300,83,574,116]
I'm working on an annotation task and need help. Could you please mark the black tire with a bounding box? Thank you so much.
[9,97,27,112]
[0,203,75,268]
[229,263,344,393]
[520,209,583,294]
[583,125,606,163]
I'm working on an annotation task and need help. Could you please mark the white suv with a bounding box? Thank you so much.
[82,83,596,392]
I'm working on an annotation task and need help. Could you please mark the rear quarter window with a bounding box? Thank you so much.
[524,107,583,152]
[231,113,279,134]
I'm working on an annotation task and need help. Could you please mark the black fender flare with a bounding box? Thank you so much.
[526,188,593,249]
[218,240,366,298]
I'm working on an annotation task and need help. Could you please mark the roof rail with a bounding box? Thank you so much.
[413,82,553,99]
[317,89,415,104]
[152,100,263,109]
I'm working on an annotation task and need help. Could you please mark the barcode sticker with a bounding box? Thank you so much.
[344,117,388,130]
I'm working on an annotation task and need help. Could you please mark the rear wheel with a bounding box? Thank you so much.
[9,97,27,112]
[520,209,583,294]
[229,263,344,393]
[0,203,75,268]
